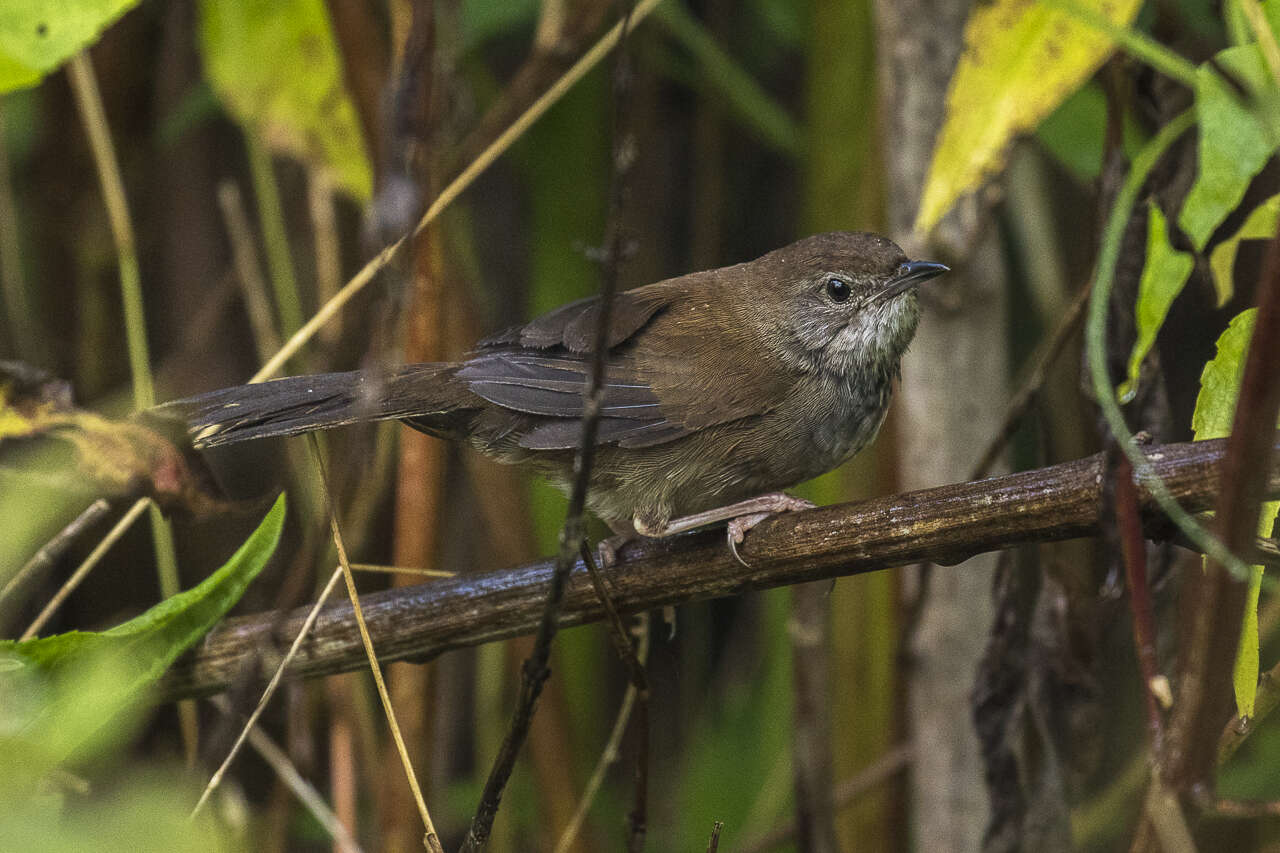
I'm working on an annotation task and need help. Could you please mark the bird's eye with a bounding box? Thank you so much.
[825,277,851,303]
[896,262,912,277]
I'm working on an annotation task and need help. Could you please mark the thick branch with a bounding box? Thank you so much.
[163,437,1280,701]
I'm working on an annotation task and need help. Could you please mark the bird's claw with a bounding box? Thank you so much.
[595,534,631,569]
[725,497,816,567]
[727,512,771,567]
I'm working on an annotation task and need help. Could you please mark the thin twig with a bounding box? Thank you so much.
[306,435,442,853]
[552,613,651,853]
[970,279,1091,480]
[461,4,638,849]
[1197,794,1280,819]
[191,565,345,817]
[1169,533,1280,571]
[1141,771,1196,853]
[0,498,110,612]
[579,543,649,704]
[707,821,724,853]
[245,136,304,341]
[739,746,912,853]
[66,54,154,410]
[21,498,149,640]
[628,660,649,853]
[307,175,343,349]
[210,695,364,853]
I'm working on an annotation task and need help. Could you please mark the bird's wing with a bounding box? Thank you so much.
[460,279,786,450]
[476,283,674,352]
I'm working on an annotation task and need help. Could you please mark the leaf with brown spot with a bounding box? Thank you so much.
[0,362,239,518]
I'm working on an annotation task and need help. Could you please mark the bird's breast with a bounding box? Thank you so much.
[796,370,895,472]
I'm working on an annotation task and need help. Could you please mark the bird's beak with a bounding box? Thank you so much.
[874,260,949,302]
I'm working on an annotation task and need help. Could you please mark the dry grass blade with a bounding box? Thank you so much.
[251,0,665,383]
[305,435,442,853]
[349,562,455,578]
[0,498,110,612]
[21,498,149,640]
[210,695,364,853]
[191,565,345,817]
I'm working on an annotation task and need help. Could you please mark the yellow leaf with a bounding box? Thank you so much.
[914,0,1141,235]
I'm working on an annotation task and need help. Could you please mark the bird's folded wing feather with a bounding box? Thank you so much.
[459,279,785,449]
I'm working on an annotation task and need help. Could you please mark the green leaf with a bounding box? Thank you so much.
[0,0,141,94]
[1191,310,1280,718]
[198,0,372,201]
[1209,193,1280,306]
[1179,45,1280,251]
[1193,309,1257,439]
[1117,202,1195,402]
[1036,82,1110,181]
[914,0,1142,234]
[1233,558,1264,718]
[0,495,285,771]
[1036,81,1150,181]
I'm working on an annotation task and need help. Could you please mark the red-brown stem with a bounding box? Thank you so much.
[1115,453,1164,754]
[1165,220,1280,792]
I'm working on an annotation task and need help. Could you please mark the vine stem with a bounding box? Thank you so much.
[1084,108,1253,581]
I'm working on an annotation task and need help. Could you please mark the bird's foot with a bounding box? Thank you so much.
[594,533,632,569]
[724,495,815,567]
[641,493,816,568]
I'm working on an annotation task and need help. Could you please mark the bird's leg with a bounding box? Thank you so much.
[634,492,816,567]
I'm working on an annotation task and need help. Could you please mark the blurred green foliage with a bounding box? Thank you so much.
[0,0,141,94]
[0,495,282,851]
[198,0,372,200]
[6,0,1280,849]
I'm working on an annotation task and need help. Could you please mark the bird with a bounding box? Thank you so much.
[165,231,946,562]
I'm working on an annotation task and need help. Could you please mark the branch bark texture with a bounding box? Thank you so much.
[161,437,1280,701]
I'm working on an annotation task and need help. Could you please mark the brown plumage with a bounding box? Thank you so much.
[165,232,946,536]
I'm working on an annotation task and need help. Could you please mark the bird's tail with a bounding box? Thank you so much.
[161,364,459,448]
